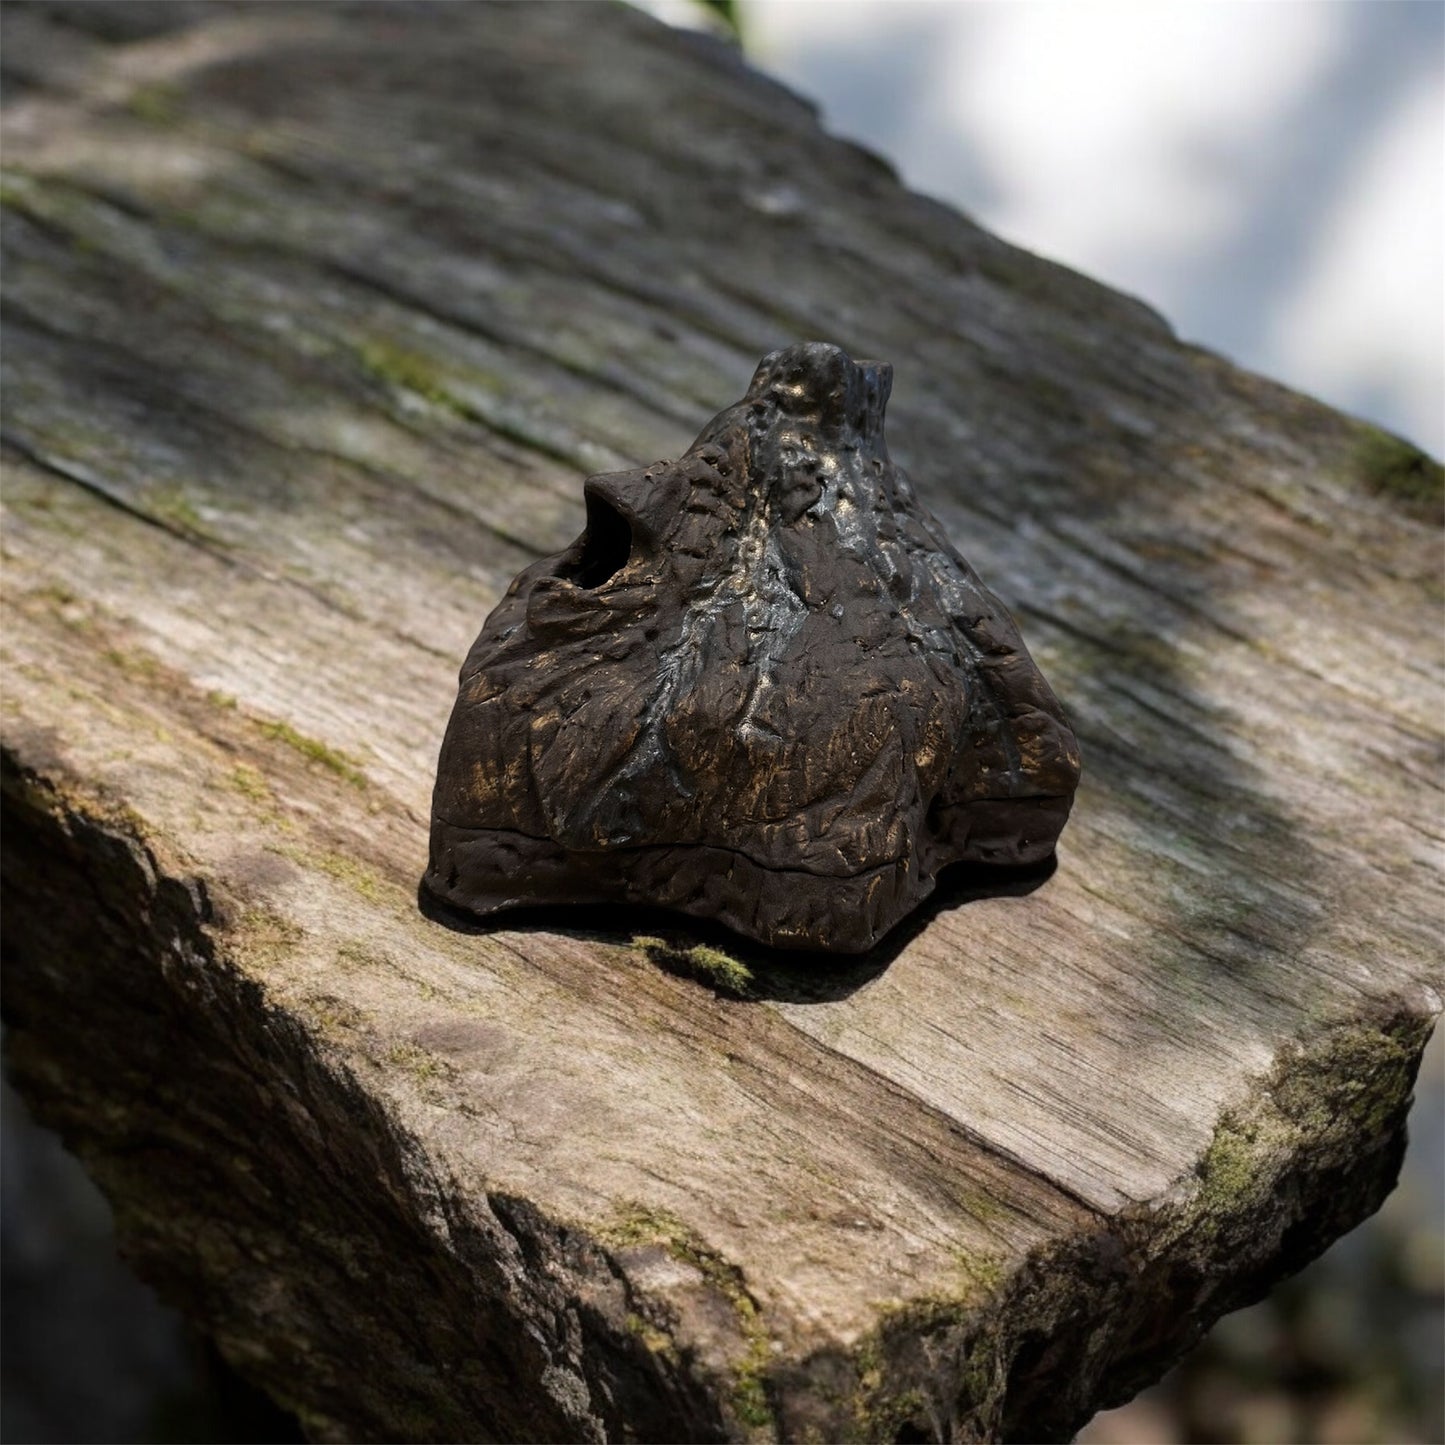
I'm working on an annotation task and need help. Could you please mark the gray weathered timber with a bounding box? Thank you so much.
[0,3,1440,1441]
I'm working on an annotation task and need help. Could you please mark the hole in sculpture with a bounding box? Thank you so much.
[565,491,633,589]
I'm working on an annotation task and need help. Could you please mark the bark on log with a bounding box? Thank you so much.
[1,3,1440,1441]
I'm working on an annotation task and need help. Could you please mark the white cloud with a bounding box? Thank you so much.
[1264,73,1444,455]
[751,2,1345,294]
[942,3,1345,298]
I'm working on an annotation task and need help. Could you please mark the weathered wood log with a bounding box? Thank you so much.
[1,3,1439,1441]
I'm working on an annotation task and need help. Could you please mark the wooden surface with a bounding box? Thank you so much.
[1,4,1440,1441]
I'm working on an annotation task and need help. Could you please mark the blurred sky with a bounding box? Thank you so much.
[644,0,1444,456]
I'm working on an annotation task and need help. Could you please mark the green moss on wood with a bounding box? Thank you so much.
[30,581,79,607]
[950,1248,1006,1296]
[1188,1011,1426,1244]
[268,842,385,902]
[335,940,390,972]
[236,907,304,970]
[1270,1012,1425,1143]
[383,1041,451,1084]
[239,907,304,947]
[305,993,367,1038]
[140,484,225,543]
[601,1203,776,1433]
[255,719,367,787]
[101,645,163,680]
[624,1310,677,1358]
[1351,424,1444,515]
[353,337,588,468]
[0,169,50,226]
[827,1009,1434,1442]
[227,763,271,804]
[847,1313,939,1442]
[126,83,184,127]
[357,339,469,415]
[633,935,753,998]
[309,850,384,902]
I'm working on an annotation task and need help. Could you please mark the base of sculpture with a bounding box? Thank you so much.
[425,795,1071,953]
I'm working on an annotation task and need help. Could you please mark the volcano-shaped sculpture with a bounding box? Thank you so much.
[426,343,1080,953]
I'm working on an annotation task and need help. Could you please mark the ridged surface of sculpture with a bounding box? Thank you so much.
[427,343,1081,951]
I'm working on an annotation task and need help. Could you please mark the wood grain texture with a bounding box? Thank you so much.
[1,3,1440,1440]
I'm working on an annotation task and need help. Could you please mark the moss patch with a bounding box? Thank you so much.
[1351,424,1444,516]
[601,1203,775,1432]
[101,645,164,681]
[236,907,304,972]
[30,581,79,607]
[624,1310,677,1359]
[305,992,367,1039]
[140,484,225,544]
[633,935,753,998]
[0,170,48,223]
[353,337,587,468]
[239,907,304,947]
[268,842,386,903]
[255,719,367,787]
[827,1008,1434,1442]
[950,1248,1006,1296]
[357,339,468,416]
[383,1040,451,1084]
[1181,1010,1426,1252]
[126,83,184,127]
[335,939,390,972]
[227,762,272,804]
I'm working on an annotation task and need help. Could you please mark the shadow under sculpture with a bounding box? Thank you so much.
[426,342,1080,953]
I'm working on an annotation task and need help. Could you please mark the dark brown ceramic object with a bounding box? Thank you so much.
[425,343,1080,952]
